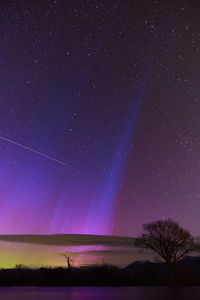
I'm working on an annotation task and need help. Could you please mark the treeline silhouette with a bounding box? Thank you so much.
[0,264,131,286]
[1,257,200,286]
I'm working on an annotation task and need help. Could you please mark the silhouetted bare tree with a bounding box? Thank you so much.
[63,255,72,269]
[135,219,199,267]
[59,253,72,269]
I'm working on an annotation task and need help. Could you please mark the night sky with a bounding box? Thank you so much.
[1,0,200,237]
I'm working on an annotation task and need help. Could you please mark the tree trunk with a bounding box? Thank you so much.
[166,261,176,285]
[67,256,71,269]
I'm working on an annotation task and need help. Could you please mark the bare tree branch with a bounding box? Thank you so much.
[135,219,199,266]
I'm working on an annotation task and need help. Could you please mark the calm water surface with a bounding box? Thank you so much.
[0,287,200,300]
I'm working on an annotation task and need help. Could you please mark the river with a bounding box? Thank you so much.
[0,286,200,300]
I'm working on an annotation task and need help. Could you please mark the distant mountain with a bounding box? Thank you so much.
[124,259,166,282]
[124,256,200,284]
[176,255,200,274]
[178,255,200,263]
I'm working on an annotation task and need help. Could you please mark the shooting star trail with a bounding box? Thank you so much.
[0,135,67,167]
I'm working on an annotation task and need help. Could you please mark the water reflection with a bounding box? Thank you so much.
[0,287,200,300]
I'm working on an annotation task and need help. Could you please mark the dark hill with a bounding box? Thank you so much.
[124,256,200,285]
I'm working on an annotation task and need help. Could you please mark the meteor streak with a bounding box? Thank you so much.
[0,135,67,167]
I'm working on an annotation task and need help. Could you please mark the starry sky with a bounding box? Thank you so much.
[0,0,200,237]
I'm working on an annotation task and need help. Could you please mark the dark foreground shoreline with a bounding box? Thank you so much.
[1,261,200,286]
[0,265,131,286]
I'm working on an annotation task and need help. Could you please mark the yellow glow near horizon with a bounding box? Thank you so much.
[0,240,150,269]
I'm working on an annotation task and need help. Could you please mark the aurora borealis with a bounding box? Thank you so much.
[0,0,200,249]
